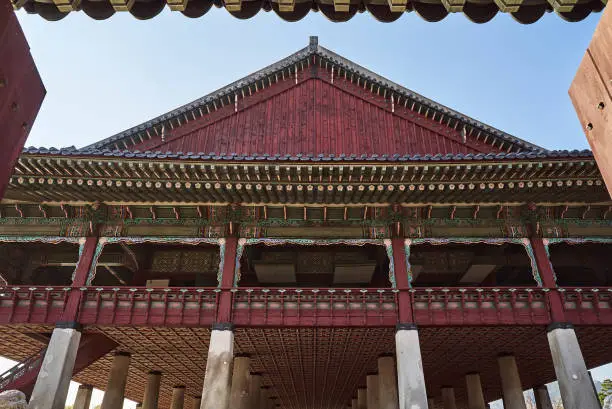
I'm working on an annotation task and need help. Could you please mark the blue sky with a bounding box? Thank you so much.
[16,8,601,152]
[7,6,608,409]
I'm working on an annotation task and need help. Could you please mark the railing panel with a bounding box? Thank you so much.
[0,347,46,392]
[411,287,550,326]
[560,288,612,325]
[231,288,398,327]
[78,287,219,326]
[0,286,68,324]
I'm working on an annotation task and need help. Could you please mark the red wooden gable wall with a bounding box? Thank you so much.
[131,67,502,156]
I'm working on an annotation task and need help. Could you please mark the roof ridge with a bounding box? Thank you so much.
[84,37,544,153]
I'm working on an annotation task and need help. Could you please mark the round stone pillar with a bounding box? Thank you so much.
[441,387,457,409]
[352,397,359,409]
[201,324,234,409]
[142,370,162,409]
[366,374,379,409]
[497,354,527,409]
[101,351,131,409]
[396,324,428,409]
[191,396,202,409]
[465,372,486,409]
[377,355,399,409]
[170,385,185,409]
[249,373,262,409]
[73,384,94,409]
[229,355,251,409]
[547,323,601,409]
[533,385,553,409]
[358,388,367,409]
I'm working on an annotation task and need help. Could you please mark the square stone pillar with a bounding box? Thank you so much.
[101,351,131,409]
[547,323,600,409]
[28,323,82,409]
[73,384,93,409]
[497,354,527,409]
[201,324,234,409]
[396,324,429,409]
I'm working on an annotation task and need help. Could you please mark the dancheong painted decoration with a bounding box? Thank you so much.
[0,37,611,409]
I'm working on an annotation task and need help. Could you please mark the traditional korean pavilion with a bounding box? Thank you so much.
[0,37,611,409]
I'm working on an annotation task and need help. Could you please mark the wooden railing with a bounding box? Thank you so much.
[231,288,399,326]
[559,287,612,324]
[0,347,46,392]
[0,286,69,324]
[78,286,220,325]
[3,285,612,326]
[411,287,550,325]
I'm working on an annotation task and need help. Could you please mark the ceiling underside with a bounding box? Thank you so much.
[2,325,612,409]
[15,0,605,23]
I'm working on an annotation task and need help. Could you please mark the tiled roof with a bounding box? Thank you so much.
[21,146,594,162]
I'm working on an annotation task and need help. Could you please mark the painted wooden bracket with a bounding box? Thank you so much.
[109,0,135,11]
[440,0,465,12]
[387,0,407,12]
[277,0,295,12]
[546,0,578,13]
[492,0,522,12]
[225,0,242,11]
[167,0,188,11]
[333,0,350,12]
[52,0,81,11]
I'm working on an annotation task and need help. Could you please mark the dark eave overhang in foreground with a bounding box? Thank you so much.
[7,148,610,205]
[84,39,544,155]
[15,0,605,24]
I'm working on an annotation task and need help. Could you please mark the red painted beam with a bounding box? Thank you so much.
[0,5,45,199]
[61,237,99,323]
[216,236,238,324]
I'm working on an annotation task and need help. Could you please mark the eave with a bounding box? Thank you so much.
[5,151,609,205]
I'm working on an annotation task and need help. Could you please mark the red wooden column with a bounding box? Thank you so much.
[0,5,46,199]
[61,237,99,323]
[216,236,238,324]
[391,237,413,323]
[530,237,565,323]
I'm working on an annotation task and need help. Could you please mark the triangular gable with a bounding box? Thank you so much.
[86,37,543,155]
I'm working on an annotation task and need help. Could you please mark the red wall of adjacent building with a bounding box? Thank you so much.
[0,5,45,199]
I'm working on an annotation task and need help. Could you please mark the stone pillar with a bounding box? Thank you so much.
[100,351,131,409]
[396,324,429,409]
[377,355,399,409]
[352,398,359,409]
[441,387,457,409]
[28,323,82,409]
[367,374,379,409]
[142,370,162,409]
[191,396,201,409]
[497,354,527,409]
[259,387,270,409]
[358,388,367,409]
[170,385,185,409]
[73,384,93,409]
[249,373,262,409]
[201,324,234,409]
[547,323,600,409]
[465,373,487,409]
[229,355,251,409]
[533,385,553,409]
